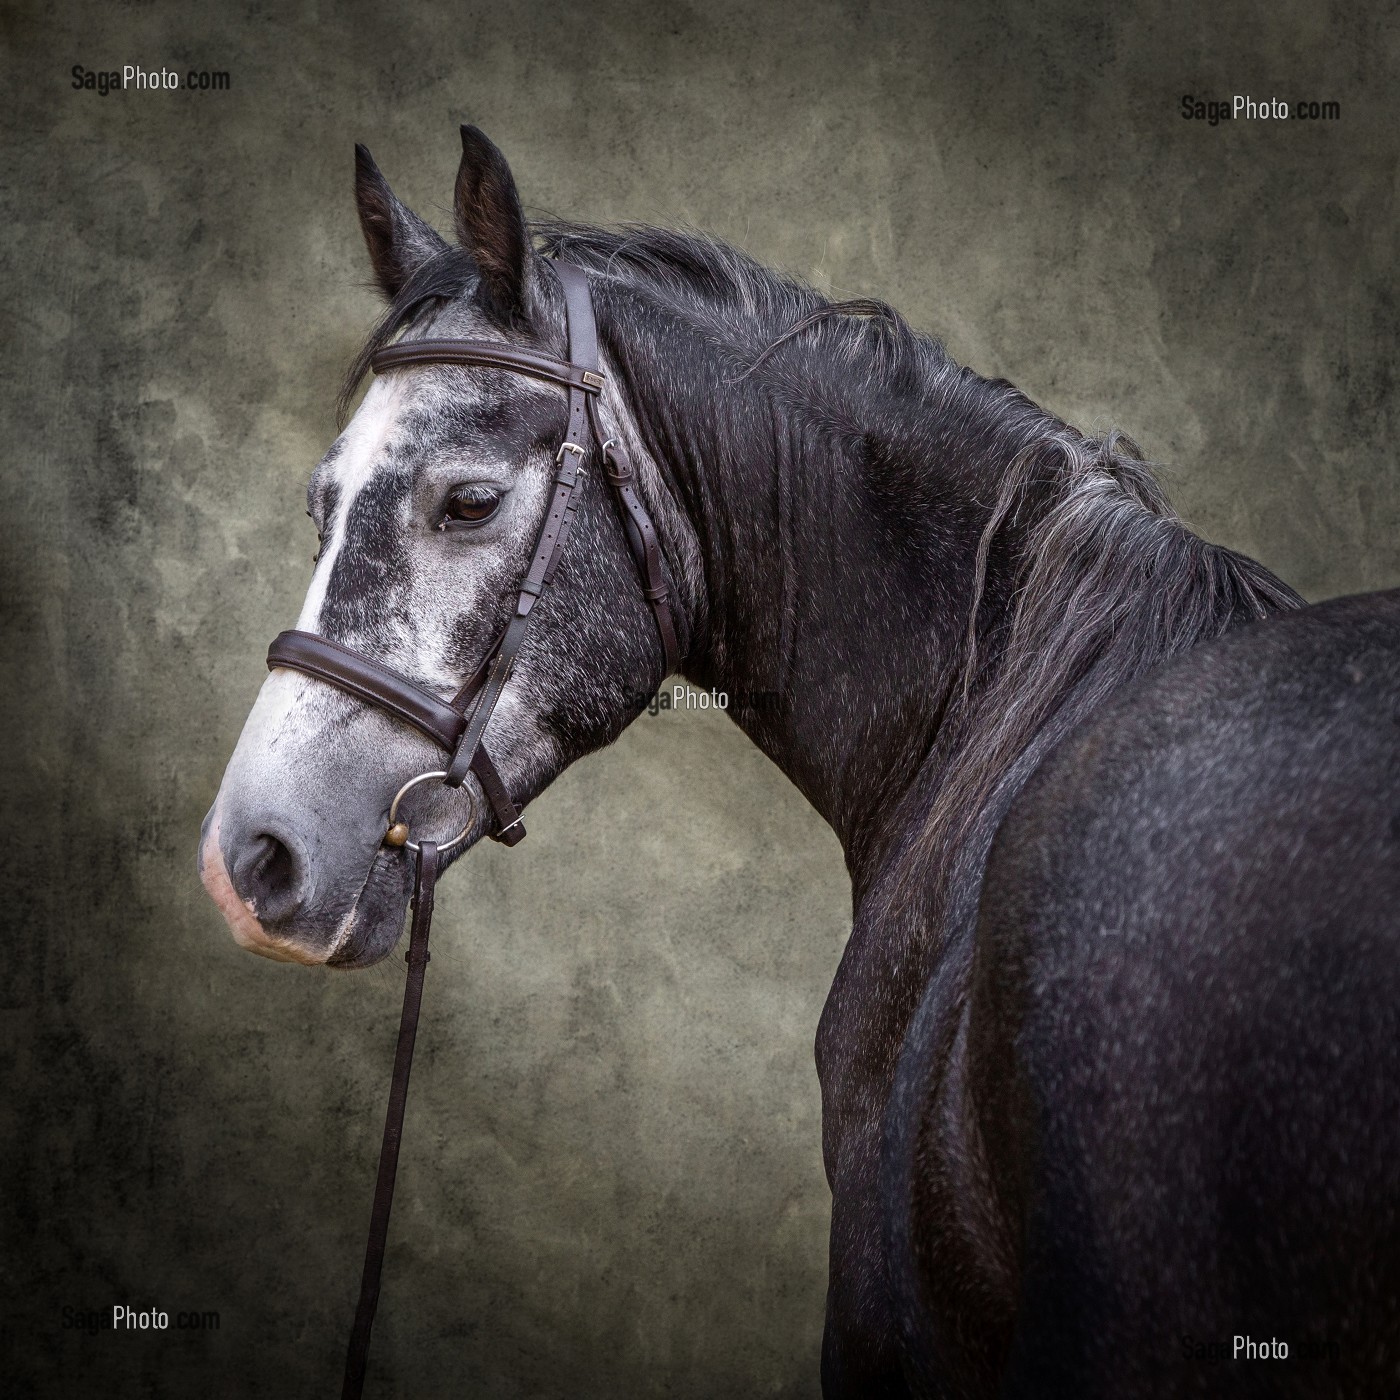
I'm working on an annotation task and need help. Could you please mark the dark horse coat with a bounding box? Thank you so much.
[209,128,1400,1398]
[886,589,1400,1398]
[529,226,1399,1395]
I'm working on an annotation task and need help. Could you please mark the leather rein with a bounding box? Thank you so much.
[263,260,681,1398]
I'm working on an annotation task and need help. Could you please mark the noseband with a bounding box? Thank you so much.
[262,260,682,1398]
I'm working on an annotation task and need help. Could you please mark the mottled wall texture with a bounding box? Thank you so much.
[2,0,1395,1395]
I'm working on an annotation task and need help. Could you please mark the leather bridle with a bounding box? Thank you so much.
[262,260,682,1398]
[268,259,680,851]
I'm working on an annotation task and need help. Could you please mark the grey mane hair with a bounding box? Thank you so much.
[916,426,1303,902]
[532,221,936,434]
[533,220,790,328]
[728,297,911,387]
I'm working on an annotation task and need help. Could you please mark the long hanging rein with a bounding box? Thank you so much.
[263,260,681,1397]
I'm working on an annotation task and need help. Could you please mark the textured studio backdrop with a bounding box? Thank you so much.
[3,2,1397,1396]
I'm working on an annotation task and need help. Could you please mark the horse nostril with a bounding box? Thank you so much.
[251,832,294,888]
[230,830,305,924]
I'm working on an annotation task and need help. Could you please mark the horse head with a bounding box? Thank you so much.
[200,129,682,967]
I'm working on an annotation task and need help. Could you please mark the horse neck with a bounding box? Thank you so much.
[595,281,991,872]
[591,271,1302,898]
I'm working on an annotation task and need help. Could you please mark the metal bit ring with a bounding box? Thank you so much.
[384,770,474,857]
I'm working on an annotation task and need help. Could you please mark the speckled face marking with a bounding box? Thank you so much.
[303,367,568,673]
[200,133,681,968]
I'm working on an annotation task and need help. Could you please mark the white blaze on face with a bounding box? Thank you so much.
[223,373,414,797]
[198,374,419,952]
[296,373,408,635]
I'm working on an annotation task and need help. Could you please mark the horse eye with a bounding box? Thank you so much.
[441,486,501,529]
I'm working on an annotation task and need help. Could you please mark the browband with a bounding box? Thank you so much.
[369,339,607,395]
[267,259,681,849]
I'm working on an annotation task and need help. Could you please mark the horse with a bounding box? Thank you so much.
[199,126,1400,1396]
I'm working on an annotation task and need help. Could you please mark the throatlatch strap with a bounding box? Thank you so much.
[341,840,438,1400]
[586,404,682,677]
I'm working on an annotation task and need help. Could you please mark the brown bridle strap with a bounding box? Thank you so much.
[266,629,526,845]
[269,630,470,751]
[587,397,683,673]
[369,338,605,394]
[341,840,437,1400]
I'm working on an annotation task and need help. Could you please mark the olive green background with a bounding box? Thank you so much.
[2,1,1395,1396]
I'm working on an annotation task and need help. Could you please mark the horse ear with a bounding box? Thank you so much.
[354,144,449,300]
[453,125,530,326]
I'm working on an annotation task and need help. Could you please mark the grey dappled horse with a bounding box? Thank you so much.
[201,127,1400,1396]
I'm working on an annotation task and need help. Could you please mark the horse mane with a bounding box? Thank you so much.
[532,224,1303,877]
[536,220,960,447]
[909,425,1303,914]
[534,220,826,328]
